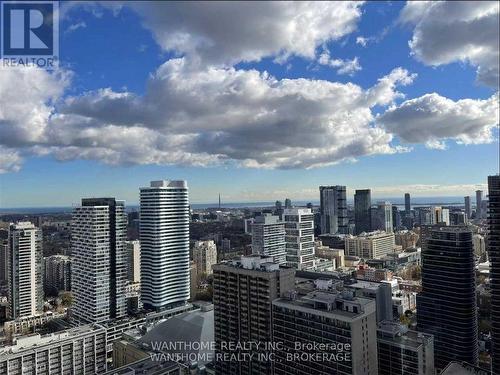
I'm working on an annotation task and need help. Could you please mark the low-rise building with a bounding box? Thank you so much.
[0,324,107,374]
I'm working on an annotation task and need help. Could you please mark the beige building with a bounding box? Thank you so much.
[346,231,395,260]
[315,240,345,268]
[193,240,217,277]
[395,230,419,250]
[473,234,486,257]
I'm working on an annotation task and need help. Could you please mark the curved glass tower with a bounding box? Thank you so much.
[140,180,190,311]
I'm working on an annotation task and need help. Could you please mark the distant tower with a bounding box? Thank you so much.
[404,193,411,216]
[464,196,472,221]
[7,222,43,319]
[284,198,292,209]
[319,185,348,234]
[354,189,371,234]
[218,193,221,209]
[476,190,483,219]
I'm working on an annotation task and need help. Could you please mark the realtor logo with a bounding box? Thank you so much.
[1,1,59,68]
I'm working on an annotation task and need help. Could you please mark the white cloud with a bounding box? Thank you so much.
[0,147,23,173]
[356,36,368,47]
[66,21,87,34]
[400,1,499,87]
[318,50,361,76]
[378,93,499,147]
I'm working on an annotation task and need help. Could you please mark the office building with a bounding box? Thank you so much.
[473,234,486,258]
[192,240,218,276]
[433,206,450,225]
[0,324,107,374]
[465,196,472,221]
[7,222,43,319]
[213,256,295,375]
[417,226,478,370]
[140,180,190,311]
[272,290,378,375]
[319,185,348,234]
[0,241,7,284]
[392,206,401,231]
[377,321,434,375]
[405,193,411,216]
[354,189,371,234]
[275,200,284,219]
[251,214,286,264]
[415,207,434,226]
[371,202,393,233]
[346,231,395,260]
[476,190,483,219]
[488,175,500,372]
[284,198,292,209]
[284,208,315,270]
[450,210,467,225]
[71,198,127,323]
[44,254,71,295]
[126,240,141,283]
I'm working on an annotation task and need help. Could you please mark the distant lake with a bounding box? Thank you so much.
[0,196,474,215]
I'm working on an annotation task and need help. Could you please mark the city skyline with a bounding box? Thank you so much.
[0,1,498,207]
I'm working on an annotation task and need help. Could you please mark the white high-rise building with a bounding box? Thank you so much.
[71,198,127,323]
[140,180,190,310]
[284,208,315,270]
[371,201,393,233]
[251,214,286,264]
[7,222,43,319]
[193,240,217,276]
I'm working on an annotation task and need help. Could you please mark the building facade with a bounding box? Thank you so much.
[345,231,395,260]
[44,255,71,296]
[140,180,190,310]
[7,222,43,319]
[0,324,107,374]
[192,240,218,276]
[476,190,483,219]
[251,214,286,264]
[212,256,295,375]
[371,202,393,233]
[272,291,378,375]
[71,198,127,323]
[488,175,500,372]
[319,186,348,234]
[377,321,434,375]
[416,226,478,370]
[354,189,372,235]
[284,208,315,270]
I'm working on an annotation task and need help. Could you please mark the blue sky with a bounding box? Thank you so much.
[0,1,498,207]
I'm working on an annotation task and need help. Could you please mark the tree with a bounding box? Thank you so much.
[60,291,74,307]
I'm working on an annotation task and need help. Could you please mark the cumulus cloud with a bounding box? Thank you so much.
[55,61,416,169]
[127,1,364,66]
[0,61,416,171]
[318,50,361,76]
[400,1,499,87]
[0,147,23,173]
[379,93,499,147]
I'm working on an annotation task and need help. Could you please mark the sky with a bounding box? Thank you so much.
[0,1,499,207]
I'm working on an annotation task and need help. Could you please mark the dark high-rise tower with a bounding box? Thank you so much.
[354,189,371,234]
[476,190,483,219]
[404,193,411,216]
[416,226,478,370]
[464,196,472,221]
[319,185,348,234]
[488,175,500,372]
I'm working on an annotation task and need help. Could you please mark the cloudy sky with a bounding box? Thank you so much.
[0,1,499,207]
